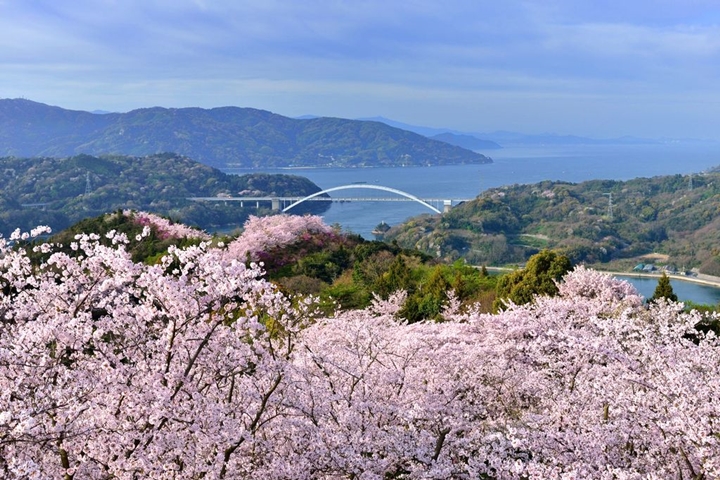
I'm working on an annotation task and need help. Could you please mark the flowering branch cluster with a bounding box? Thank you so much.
[225,214,333,262]
[0,229,301,478]
[279,267,720,478]
[125,210,211,241]
[0,219,718,479]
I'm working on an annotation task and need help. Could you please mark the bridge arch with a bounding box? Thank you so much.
[282,184,442,214]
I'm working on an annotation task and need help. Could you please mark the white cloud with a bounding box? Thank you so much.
[1,0,720,137]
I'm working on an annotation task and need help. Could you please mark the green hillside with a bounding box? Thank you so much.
[0,153,327,236]
[0,99,492,169]
[384,171,720,275]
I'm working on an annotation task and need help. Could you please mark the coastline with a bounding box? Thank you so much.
[222,161,493,171]
[600,270,720,289]
[484,266,720,289]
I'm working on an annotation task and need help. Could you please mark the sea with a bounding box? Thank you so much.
[614,275,720,306]
[224,142,720,304]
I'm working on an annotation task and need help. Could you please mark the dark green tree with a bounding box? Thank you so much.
[650,272,678,302]
[401,266,451,323]
[493,250,572,311]
[375,255,413,298]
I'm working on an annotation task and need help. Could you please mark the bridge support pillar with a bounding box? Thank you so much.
[443,200,452,213]
[271,197,281,211]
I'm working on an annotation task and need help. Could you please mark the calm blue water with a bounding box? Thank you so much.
[225,143,720,238]
[615,275,720,306]
[224,143,720,304]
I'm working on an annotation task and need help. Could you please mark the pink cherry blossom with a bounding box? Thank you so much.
[0,220,718,479]
[225,214,333,262]
[125,210,211,240]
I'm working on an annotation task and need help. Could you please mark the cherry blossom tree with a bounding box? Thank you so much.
[225,214,333,262]
[0,227,311,478]
[125,210,211,241]
[0,218,719,479]
[278,266,719,478]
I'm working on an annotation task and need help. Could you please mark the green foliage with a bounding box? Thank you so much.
[683,301,719,315]
[27,211,205,265]
[400,265,450,323]
[320,280,371,312]
[650,273,678,303]
[374,256,414,298]
[295,251,346,284]
[699,255,720,277]
[21,207,500,323]
[399,261,500,322]
[0,153,328,236]
[385,171,720,275]
[493,250,573,311]
[256,229,495,322]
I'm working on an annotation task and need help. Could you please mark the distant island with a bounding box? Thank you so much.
[360,116,688,147]
[0,153,328,236]
[0,99,491,169]
[430,133,502,150]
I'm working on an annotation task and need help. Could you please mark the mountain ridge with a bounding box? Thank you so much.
[0,99,491,169]
[430,132,502,151]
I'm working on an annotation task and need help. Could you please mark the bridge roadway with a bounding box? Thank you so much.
[188,196,471,213]
[190,184,472,214]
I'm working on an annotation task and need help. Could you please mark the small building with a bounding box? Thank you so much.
[633,263,645,271]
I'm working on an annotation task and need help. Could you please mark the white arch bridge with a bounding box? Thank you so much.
[189,184,471,214]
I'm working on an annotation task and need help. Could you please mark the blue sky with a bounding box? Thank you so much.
[1,0,719,139]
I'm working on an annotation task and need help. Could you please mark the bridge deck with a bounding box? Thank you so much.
[189,197,471,202]
[191,183,471,214]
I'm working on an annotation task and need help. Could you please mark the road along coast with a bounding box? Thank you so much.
[484,266,720,289]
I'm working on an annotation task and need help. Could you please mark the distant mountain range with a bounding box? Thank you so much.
[359,116,709,147]
[0,99,491,169]
[429,133,502,151]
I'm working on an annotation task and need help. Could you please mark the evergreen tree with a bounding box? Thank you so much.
[375,255,412,298]
[401,266,451,323]
[651,272,678,302]
[493,250,572,311]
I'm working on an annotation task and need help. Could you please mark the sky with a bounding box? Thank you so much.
[1,0,720,139]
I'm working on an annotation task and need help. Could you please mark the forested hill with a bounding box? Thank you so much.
[0,153,327,236]
[385,170,720,275]
[0,99,491,169]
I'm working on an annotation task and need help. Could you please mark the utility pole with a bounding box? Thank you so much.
[603,192,613,221]
[85,171,92,196]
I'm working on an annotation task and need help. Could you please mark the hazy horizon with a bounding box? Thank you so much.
[2,1,720,140]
